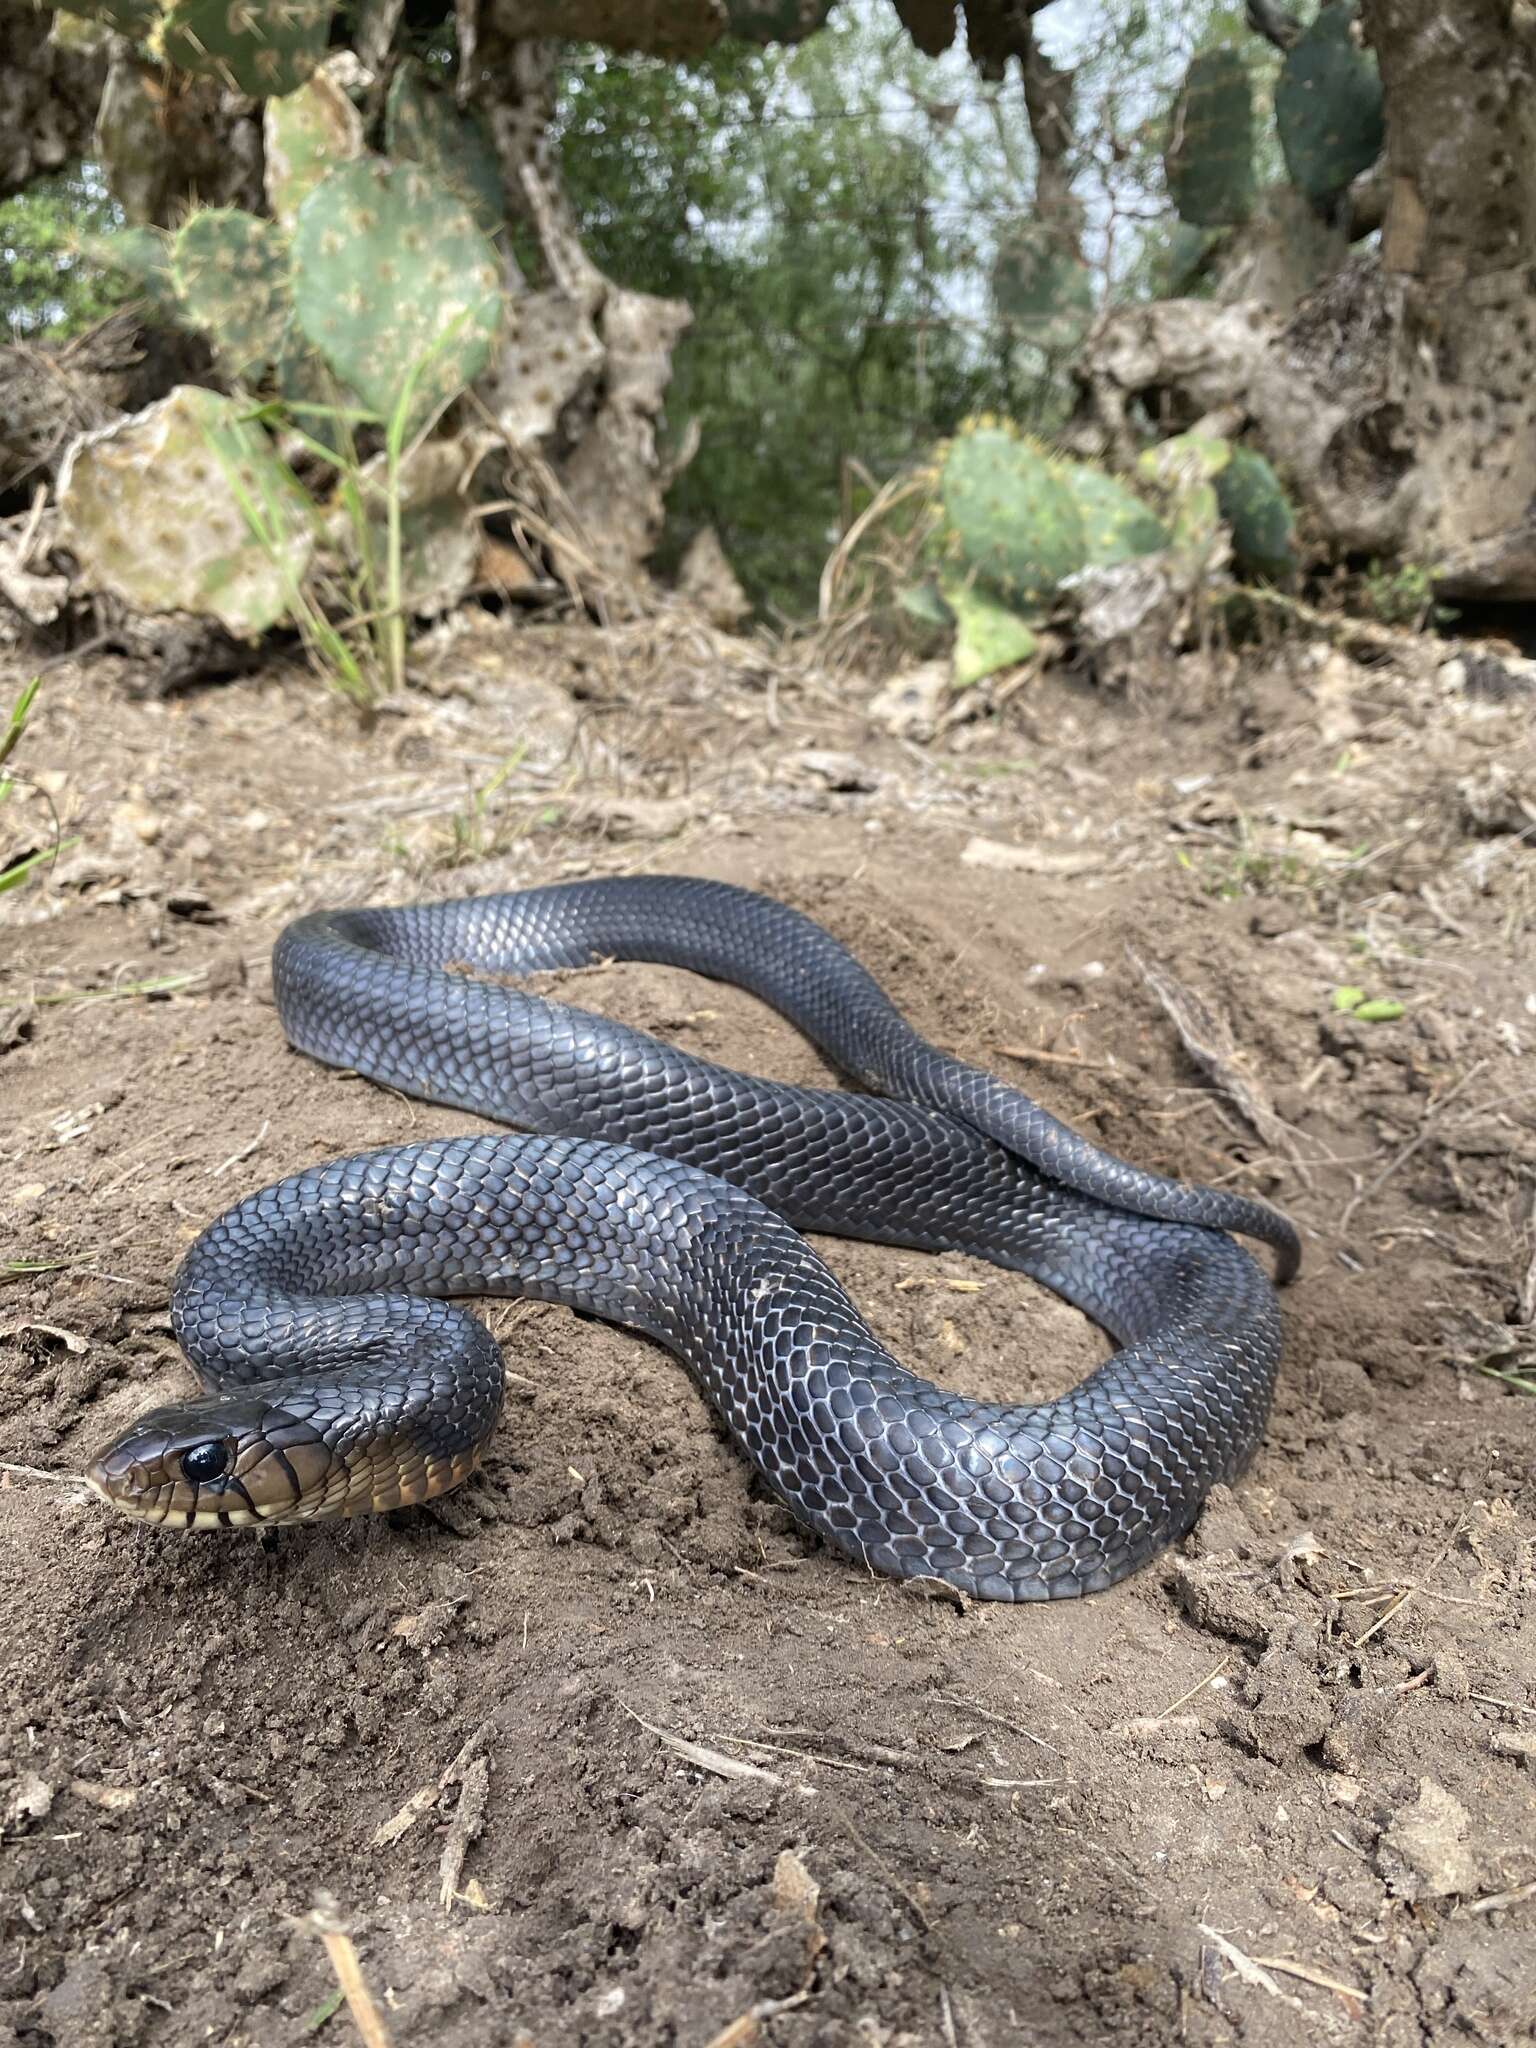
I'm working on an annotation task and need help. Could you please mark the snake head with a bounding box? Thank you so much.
[84,1389,365,1528]
[85,1375,486,1528]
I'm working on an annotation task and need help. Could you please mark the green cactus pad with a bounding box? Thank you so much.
[1165,47,1255,227]
[171,209,293,384]
[385,61,507,239]
[58,385,313,638]
[1136,431,1231,577]
[940,427,1085,606]
[1275,6,1384,203]
[158,0,334,99]
[1052,460,1169,569]
[991,227,1094,351]
[1214,446,1297,583]
[265,71,365,231]
[944,581,1038,690]
[292,159,504,440]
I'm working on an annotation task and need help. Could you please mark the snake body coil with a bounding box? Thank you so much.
[88,878,1294,1601]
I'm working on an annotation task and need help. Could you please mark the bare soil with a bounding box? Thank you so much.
[2,616,1533,2048]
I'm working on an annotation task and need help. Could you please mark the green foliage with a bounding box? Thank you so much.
[991,227,1094,353]
[1360,558,1456,629]
[0,168,128,341]
[940,427,1085,606]
[171,209,292,382]
[557,14,1040,612]
[290,159,503,440]
[1213,445,1296,582]
[0,678,80,896]
[1275,5,1384,203]
[1165,46,1255,226]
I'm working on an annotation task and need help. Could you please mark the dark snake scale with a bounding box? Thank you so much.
[87,877,1296,1601]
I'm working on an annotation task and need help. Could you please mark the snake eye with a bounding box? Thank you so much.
[180,1440,230,1484]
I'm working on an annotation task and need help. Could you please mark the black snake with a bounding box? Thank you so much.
[86,877,1295,1601]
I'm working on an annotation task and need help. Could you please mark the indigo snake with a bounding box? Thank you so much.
[87,877,1295,1601]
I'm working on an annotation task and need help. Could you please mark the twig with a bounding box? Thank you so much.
[1198,1926,1299,2007]
[1151,1656,1231,1722]
[995,1043,1120,1073]
[1338,1061,1487,1238]
[303,1899,393,2048]
[208,1119,270,1179]
[935,1695,1063,1756]
[1248,1955,1367,2001]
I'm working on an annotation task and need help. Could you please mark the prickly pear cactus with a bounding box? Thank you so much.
[171,210,293,383]
[57,386,314,637]
[1214,446,1297,583]
[291,160,504,439]
[264,70,365,231]
[944,582,1038,690]
[939,426,1085,607]
[990,227,1093,351]
[385,61,507,240]
[155,0,335,99]
[1136,431,1232,580]
[1274,5,1384,203]
[1165,47,1256,228]
[1052,460,1169,569]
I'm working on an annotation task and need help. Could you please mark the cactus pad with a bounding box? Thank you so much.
[1053,460,1169,568]
[291,159,504,439]
[385,61,507,239]
[157,0,334,98]
[51,0,158,35]
[1214,447,1297,583]
[944,581,1038,690]
[1165,47,1255,227]
[1275,6,1384,203]
[58,386,313,638]
[991,227,1094,351]
[265,70,365,230]
[171,209,293,383]
[940,426,1084,606]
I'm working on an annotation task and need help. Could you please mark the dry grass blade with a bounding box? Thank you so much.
[1198,1925,1300,2007]
[1249,1954,1368,2000]
[817,470,928,622]
[1127,948,1311,1185]
[303,1897,393,2048]
[622,1704,781,1784]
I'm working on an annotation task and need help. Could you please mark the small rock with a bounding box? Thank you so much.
[784,749,880,793]
[11,1182,46,1207]
[868,658,949,741]
[1491,1729,1536,1767]
[1326,1774,1361,1806]
[110,800,161,847]
[5,1769,54,1825]
[960,836,1102,876]
[1377,1778,1479,1900]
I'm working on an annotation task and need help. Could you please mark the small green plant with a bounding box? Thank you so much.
[0,678,79,895]
[1359,559,1456,630]
[1330,985,1405,1022]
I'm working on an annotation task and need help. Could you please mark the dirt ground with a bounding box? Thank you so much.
[1,612,1533,2048]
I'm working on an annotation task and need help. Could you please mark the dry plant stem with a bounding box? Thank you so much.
[1338,1061,1488,1238]
[304,1903,393,2048]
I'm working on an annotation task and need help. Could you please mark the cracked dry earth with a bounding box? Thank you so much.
[1,616,1533,2048]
